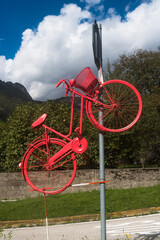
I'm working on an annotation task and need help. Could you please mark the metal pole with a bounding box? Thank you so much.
[98,24,106,240]
[92,20,106,240]
[98,82,107,240]
[99,109,106,240]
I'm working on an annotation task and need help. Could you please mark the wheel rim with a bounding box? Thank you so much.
[86,80,142,132]
[24,139,77,194]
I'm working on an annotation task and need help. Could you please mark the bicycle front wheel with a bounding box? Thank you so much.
[86,80,142,132]
[23,138,77,194]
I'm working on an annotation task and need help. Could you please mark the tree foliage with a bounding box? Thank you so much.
[106,48,160,167]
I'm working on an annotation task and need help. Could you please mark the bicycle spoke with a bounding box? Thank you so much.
[24,139,77,194]
[51,156,74,170]
[86,80,142,132]
[101,84,114,104]
[30,153,47,164]
[97,108,113,124]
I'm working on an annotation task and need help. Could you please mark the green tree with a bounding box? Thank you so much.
[0,120,7,171]
[4,102,40,171]
[106,48,160,167]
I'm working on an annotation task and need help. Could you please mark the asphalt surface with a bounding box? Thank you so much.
[2,213,160,240]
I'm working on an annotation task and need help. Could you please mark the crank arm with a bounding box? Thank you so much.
[47,137,88,168]
[47,141,73,167]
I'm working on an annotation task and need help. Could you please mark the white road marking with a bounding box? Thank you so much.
[95,214,160,236]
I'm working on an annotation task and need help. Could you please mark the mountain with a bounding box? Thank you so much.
[0,80,33,121]
[55,96,81,109]
[0,80,83,122]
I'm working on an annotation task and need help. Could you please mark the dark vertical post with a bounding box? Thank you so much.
[92,20,106,240]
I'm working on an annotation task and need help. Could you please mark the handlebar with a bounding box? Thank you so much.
[56,79,66,88]
[56,78,70,96]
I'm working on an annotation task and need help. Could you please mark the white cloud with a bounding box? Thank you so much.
[0,56,13,81]
[107,8,116,15]
[125,2,132,12]
[0,0,160,100]
[81,0,104,15]
[102,0,160,61]
[7,4,93,100]
[81,0,102,6]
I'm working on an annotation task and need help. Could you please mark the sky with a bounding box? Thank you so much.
[0,0,160,100]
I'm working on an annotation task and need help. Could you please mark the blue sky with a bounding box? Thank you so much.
[0,0,142,59]
[0,0,160,100]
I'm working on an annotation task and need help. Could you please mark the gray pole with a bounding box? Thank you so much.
[92,20,106,240]
[98,25,106,240]
[99,128,106,240]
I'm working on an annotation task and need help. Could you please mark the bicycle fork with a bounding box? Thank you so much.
[46,137,88,170]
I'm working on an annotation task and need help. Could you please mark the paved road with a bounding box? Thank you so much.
[3,214,160,240]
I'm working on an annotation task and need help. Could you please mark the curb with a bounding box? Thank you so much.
[1,206,160,228]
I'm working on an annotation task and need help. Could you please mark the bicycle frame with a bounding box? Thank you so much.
[41,89,94,169]
[52,84,113,138]
[20,82,99,175]
[28,80,114,169]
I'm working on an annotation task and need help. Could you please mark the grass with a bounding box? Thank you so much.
[0,184,160,221]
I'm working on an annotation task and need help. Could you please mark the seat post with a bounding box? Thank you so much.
[67,91,75,137]
[79,95,84,136]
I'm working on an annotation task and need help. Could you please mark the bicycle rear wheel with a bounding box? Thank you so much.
[23,138,77,194]
[86,80,142,132]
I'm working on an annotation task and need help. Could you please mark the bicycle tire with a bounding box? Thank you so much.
[23,138,77,194]
[86,80,142,132]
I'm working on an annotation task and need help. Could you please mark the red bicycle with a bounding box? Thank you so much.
[19,67,142,194]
